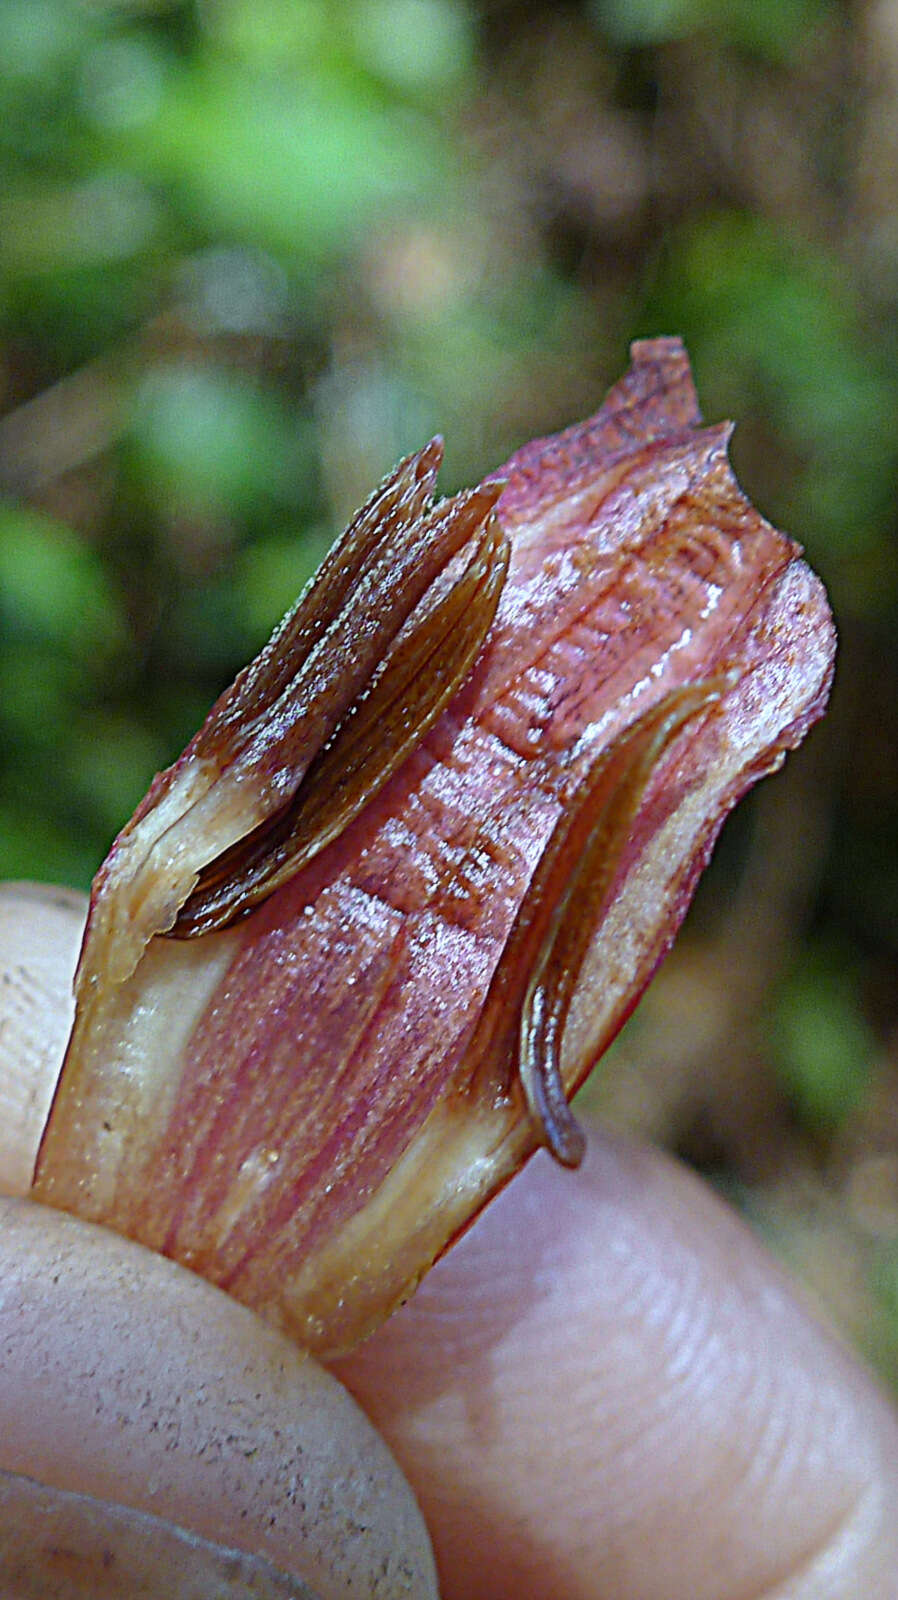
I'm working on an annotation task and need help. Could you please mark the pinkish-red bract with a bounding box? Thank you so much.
[34,338,836,1355]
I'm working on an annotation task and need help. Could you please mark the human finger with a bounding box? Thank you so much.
[0,883,437,1599]
[0,881,84,1194]
[335,1127,898,1600]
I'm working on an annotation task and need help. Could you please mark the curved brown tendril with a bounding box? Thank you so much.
[519,981,587,1167]
[464,678,732,1166]
[171,481,510,936]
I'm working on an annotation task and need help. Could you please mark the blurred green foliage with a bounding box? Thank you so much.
[769,946,876,1132]
[2,0,898,1385]
[592,0,832,57]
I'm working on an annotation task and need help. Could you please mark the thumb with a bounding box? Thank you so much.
[0,881,84,1196]
[335,1128,898,1600]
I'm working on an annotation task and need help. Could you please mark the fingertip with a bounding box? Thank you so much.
[335,1128,898,1600]
[0,881,87,1194]
[0,1195,438,1598]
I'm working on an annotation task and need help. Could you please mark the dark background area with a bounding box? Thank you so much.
[2,0,897,1385]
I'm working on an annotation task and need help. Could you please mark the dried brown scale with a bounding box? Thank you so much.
[172,472,501,828]
[69,446,507,993]
[174,505,510,935]
[196,440,443,752]
[33,338,836,1356]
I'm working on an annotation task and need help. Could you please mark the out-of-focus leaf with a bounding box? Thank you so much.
[770,951,876,1133]
[638,211,898,603]
[176,246,290,337]
[116,62,449,258]
[202,0,328,67]
[0,0,94,89]
[0,803,95,888]
[0,645,78,746]
[350,0,476,92]
[64,713,168,840]
[127,364,296,515]
[0,506,126,660]
[591,0,833,57]
[78,31,170,133]
[0,174,159,274]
